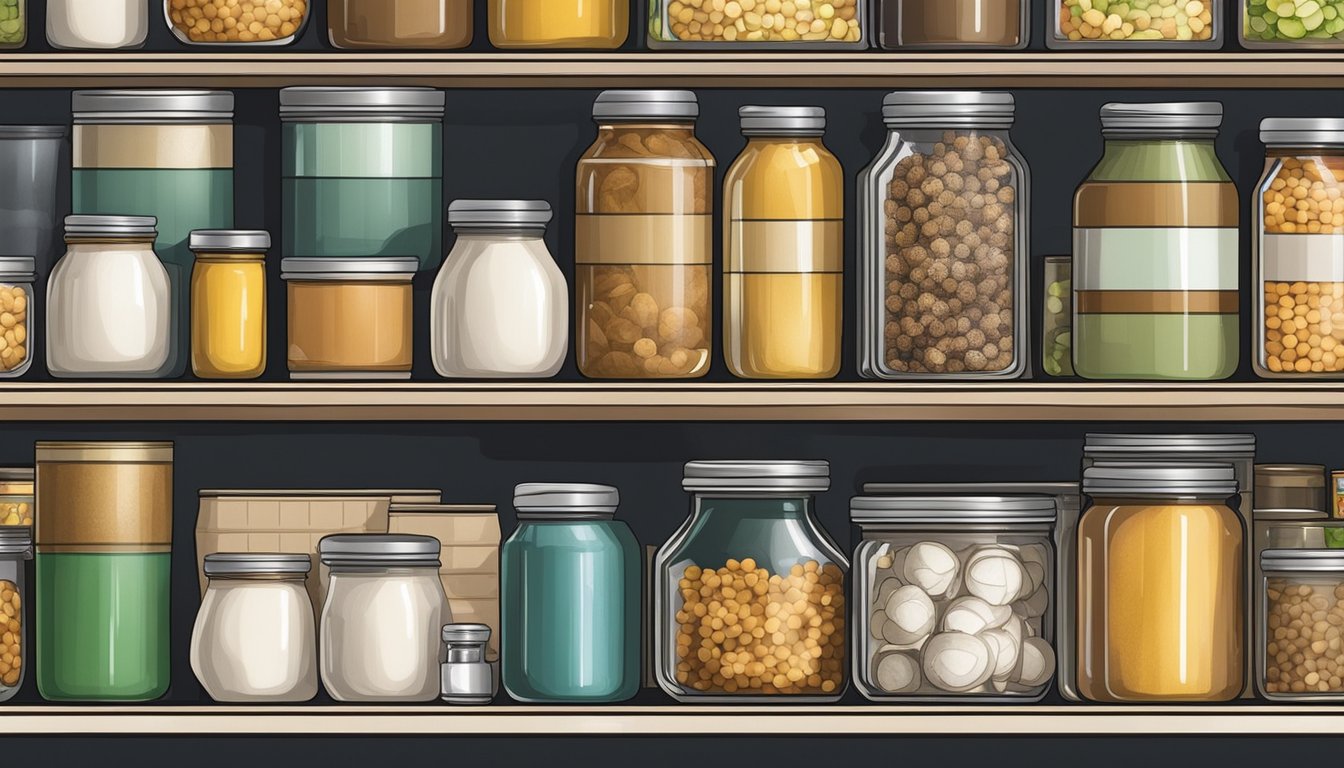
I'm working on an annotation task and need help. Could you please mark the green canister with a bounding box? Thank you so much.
[35,441,173,701]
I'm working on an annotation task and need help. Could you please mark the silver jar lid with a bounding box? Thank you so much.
[64,215,158,239]
[514,483,620,519]
[442,623,492,644]
[881,91,1015,129]
[280,87,445,122]
[1083,462,1238,498]
[280,257,418,282]
[739,106,825,137]
[1261,118,1344,148]
[683,460,830,493]
[851,495,1056,526]
[0,257,35,283]
[0,125,67,139]
[0,468,32,484]
[73,90,235,123]
[593,90,699,121]
[1084,433,1255,457]
[190,230,271,253]
[0,527,31,556]
[204,553,312,577]
[318,534,442,568]
[448,200,553,231]
[1262,549,1344,573]
[1099,102,1222,137]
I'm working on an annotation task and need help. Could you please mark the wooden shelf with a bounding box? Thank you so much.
[0,52,1339,88]
[0,381,1338,421]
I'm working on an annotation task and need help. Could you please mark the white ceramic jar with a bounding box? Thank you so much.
[318,534,450,702]
[190,554,318,703]
[47,215,172,378]
[431,200,568,378]
[47,0,148,49]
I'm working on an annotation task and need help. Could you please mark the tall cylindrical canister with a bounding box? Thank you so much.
[35,441,173,701]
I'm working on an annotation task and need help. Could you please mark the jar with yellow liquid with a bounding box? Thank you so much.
[723,106,843,380]
[488,0,628,49]
[190,230,268,379]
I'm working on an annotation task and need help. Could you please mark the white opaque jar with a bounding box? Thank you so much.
[47,215,172,378]
[431,200,568,378]
[190,554,318,703]
[47,0,148,49]
[318,534,450,702]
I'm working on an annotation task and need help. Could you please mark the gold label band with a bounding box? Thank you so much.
[75,124,233,169]
[727,219,843,273]
[1074,182,1239,228]
[576,214,711,265]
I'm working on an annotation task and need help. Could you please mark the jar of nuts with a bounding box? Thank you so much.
[858,91,1028,380]
[0,527,29,701]
[1254,119,1344,379]
[166,0,310,45]
[576,91,714,380]
[647,0,867,47]
[1259,549,1344,700]
[0,257,34,379]
[0,469,32,528]
[654,461,848,701]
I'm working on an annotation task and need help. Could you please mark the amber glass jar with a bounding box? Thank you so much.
[329,0,473,49]
[489,0,628,49]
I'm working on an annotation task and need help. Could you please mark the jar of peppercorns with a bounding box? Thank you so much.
[858,91,1028,380]
[654,461,848,702]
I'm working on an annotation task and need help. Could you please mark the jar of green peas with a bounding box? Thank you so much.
[1243,0,1344,47]
[0,0,24,49]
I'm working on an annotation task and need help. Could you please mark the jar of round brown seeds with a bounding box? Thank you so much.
[1259,549,1344,700]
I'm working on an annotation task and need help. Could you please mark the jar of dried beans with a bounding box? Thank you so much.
[576,90,714,379]
[859,91,1028,379]
[1259,549,1344,700]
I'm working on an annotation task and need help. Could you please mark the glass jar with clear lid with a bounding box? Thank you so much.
[858,91,1028,380]
[0,527,31,701]
[1254,119,1344,377]
[849,496,1056,701]
[0,257,34,379]
[577,90,714,380]
[1259,549,1344,699]
[655,461,848,701]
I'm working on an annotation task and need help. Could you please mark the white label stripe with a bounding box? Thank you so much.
[1074,228,1239,291]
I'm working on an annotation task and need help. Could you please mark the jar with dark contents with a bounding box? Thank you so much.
[858,91,1028,380]
[877,0,1027,49]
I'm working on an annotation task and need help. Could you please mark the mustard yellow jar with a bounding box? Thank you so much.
[488,0,628,49]
[190,230,268,380]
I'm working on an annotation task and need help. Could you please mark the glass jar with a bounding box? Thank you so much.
[1042,256,1072,378]
[432,200,567,379]
[329,0,473,48]
[725,107,843,380]
[0,469,33,528]
[1254,119,1344,378]
[858,91,1027,380]
[47,216,172,379]
[488,0,628,49]
[576,90,714,380]
[190,554,317,703]
[36,441,173,702]
[647,0,865,46]
[0,528,30,702]
[280,87,445,271]
[0,127,64,277]
[1259,550,1344,699]
[190,230,268,380]
[48,0,147,49]
[849,496,1055,701]
[73,90,235,379]
[655,461,848,701]
[318,534,449,702]
[1072,103,1238,381]
[1049,0,1220,48]
[1243,0,1344,47]
[1256,464,1328,520]
[502,484,640,703]
[0,257,34,379]
[0,1,24,51]
[166,0,311,45]
[1077,463,1244,702]
[876,0,1026,49]
[281,257,417,380]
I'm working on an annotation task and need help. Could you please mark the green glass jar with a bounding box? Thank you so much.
[1072,102,1239,381]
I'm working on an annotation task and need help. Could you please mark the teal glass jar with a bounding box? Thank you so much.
[501,483,640,703]
[280,87,445,271]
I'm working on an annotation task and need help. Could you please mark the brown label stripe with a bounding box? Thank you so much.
[1076,290,1239,314]
[1075,182,1239,228]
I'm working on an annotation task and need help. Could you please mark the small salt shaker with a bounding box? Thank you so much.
[440,623,495,704]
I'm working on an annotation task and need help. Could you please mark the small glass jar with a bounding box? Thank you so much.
[0,257,34,379]
[1077,463,1244,703]
[488,0,628,49]
[502,484,640,703]
[1042,256,1072,378]
[655,461,848,701]
[0,469,32,528]
[281,257,417,380]
[47,216,172,379]
[850,496,1056,701]
[48,0,147,49]
[876,0,1027,49]
[576,90,714,380]
[318,534,449,703]
[329,0,473,49]
[858,91,1028,380]
[166,0,311,44]
[1254,119,1344,378]
[190,230,268,380]
[1049,0,1220,48]
[725,107,843,380]
[0,528,30,702]
[190,554,317,703]
[0,0,25,48]
[646,0,865,46]
[432,201,567,379]
[1259,550,1344,699]
[1243,0,1344,47]
[1255,464,1328,519]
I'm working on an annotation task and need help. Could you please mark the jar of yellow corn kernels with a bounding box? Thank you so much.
[654,461,848,701]
[165,0,310,45]
[1254,119,1344,378]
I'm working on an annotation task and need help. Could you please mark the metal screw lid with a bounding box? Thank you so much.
[280,257,419,282]
[73,90,235,122]
[204,553,312,577]
[1261,118,1344,148]
[1262,549,1344,573]
[850,495,1057,525]
[739,106,826,137]
[513,483,620,519]
[64,215,158,239]
[0,527,32,556]
[1100,102,1222,137]
[279,87,445,122]
[0,257,36,283]
[0,126,67,139]
[683,460,830,493]
[882,91,1015,128]
[1084,432,1256,456]
[442,623,492,644]
[448,200,553,231]
[593,90,699,121]
[1082,462,1238,498]
[190,230,271,253]
[318,533,442,568]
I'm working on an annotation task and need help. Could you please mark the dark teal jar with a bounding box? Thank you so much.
[502,483,640,703]
[280,87,444,271]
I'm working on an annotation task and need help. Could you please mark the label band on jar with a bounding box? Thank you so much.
[1074,182,1239,228]
[37,544,172,554]
[575,214,711,265]
[1075,290,1239,314]
[1262,235,1344,283]
[75,124,233,170]
[1073,229,1239,291]
[727,219,843,273]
